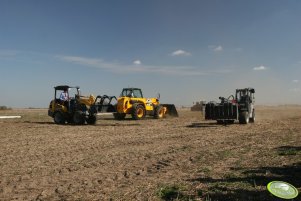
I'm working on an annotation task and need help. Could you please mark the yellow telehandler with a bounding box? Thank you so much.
[114,88,178,120]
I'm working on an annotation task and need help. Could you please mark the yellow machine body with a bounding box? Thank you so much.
[116,96,160,114]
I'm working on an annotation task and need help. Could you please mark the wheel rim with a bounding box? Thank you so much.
[137,108,144,118]
[158,108,164,118]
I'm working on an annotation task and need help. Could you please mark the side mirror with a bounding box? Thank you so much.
[157,93,160,100]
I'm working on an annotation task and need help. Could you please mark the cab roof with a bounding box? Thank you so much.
[122,88,141,90]
[236,88,255,93]
[54,85,80,91]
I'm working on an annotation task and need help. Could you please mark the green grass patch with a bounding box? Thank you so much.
[277,146,301,156]
[208,181,254,194]
[157,184,191,201]
[197,167,211,174]
[217,150,232,159]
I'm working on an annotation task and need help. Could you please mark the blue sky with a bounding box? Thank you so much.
[1,0,301,108]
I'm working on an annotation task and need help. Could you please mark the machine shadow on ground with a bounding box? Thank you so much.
[188,163,300,200]
[186,146,301,201]
[186,122,225,128]
[30,121,141,127]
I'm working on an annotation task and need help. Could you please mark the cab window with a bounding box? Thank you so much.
[133,89,143,98]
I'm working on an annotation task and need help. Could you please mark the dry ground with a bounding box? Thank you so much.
[0,106,300,201]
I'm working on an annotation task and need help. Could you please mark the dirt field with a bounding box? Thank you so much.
[0,106,300,201]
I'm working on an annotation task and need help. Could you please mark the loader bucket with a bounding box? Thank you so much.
[162,104,179,117]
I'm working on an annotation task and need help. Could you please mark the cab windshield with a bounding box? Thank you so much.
[120,89,143,98]
[56,88,80,99]
[236,90,254,103]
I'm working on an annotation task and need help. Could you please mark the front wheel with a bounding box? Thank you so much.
[154,105,165,119]
[54,112,65,124]
[239,111,249,124]
[86,115,97,125]
[132,104,146,120]
[73,111,85,125]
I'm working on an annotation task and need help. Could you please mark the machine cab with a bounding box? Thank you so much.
[54,86,80,103]
[49,85,81,114]
[120,88,143,98]
[236,88,255,104]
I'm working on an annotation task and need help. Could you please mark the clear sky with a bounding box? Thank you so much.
[1,0,301,108]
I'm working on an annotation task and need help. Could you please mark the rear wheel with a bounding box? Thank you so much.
[86,115,97,125]
[132,104,145,120]
[239,111,249,124]
[54,112,65,124]
[113,113,126,120]
[73,111,85,125]
[154,105,165,119]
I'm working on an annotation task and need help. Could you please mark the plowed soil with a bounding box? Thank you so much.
[0,106,300,201]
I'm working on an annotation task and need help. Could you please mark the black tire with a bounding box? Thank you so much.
[54,112,65,124]
[132,104,145,120]
[239,111,249,124]
[113,113,126,120]
[226,120,235,124]
[249,110,255,123]
[73,111,85,125]
[154,105,165,119]
[66,117,73,124]
[86,115,97,125]
[217,120,224,124]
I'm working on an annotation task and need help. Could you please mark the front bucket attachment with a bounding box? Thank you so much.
[162,104,179,117]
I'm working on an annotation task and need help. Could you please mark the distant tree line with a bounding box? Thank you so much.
[0,106,12,110]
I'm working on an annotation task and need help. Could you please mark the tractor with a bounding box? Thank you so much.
[48,85,116,125]
[205,88,255,124]
[114,88,178,120]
